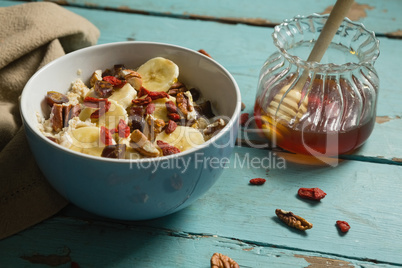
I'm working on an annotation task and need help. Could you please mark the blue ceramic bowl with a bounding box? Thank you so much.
[20,41,241,220]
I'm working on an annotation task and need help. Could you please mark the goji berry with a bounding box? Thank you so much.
[100,126,114,146]
[298,187,326,201]
[148,91,169,100]
[117,119,130,138]
[167,113,181,121]
[137,87,169,100]
[157,140,181,156]
[249,178,266,185]
[83,97,111,118]
[165,100,178,113]
[83,96,106,107]
[165,120,177,134]
[137,86,150,97]
[336,220,350,233]
[146,102,155,114]
[240,113,249,126]
[132,96,152,106]
[103,76,126,88]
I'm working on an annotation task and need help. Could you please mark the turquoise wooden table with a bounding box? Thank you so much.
[1,0,402,267]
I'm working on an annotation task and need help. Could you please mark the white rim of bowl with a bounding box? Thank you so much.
[20,41,242,164]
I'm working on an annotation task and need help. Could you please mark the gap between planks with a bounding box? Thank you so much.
[33,0,402,39]
[43,215,402,267]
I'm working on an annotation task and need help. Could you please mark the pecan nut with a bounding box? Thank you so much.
[51,104,63,132]
[203,118,226,140]
[275,209,313,231]
[89,70,103,87]
[130,129,160,157]
[51,104,81,132]
[167,82,188,96]
[124,70,142,90]
[210,253,239,268]
[145,114,165,141]
[176,92,190,117]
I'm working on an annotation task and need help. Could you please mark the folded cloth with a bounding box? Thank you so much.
[0,2,100,240]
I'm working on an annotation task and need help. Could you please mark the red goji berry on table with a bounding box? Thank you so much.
[336,220,350,233]
[240,113,249,126]
[249,178,266,185]
[298,187,327,201]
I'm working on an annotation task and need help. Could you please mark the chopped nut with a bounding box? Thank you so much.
[176,92,190,117]
[167,82,188,96]
[210,253,239,268]
[51,104,64,132]
[203,118,226,140]
[124,70,142,90]
[241,102,246,111]
[63,104,81,128]
[130,129,160,157]
[51,103,81,132]
[89,70,103,87]
[275,209,313,231]
[145,114,165,141]
[94,80,114,98]
[46,91,69,107]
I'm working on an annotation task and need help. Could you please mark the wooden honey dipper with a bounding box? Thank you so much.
[267,0,354,124]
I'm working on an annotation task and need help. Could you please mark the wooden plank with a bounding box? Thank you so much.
[35,0,402,37]
[2,1,402,161]
[56,146,402,266]
[2,0,402,161]
[0,216,396,267]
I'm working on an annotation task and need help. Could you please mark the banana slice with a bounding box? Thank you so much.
[79,99,128,130]
[137,57,179,92]
[155,126,205,152]
[98,99,128,129]
[68,126,106,156]
[152,95,176,121]
[109,82,137,109]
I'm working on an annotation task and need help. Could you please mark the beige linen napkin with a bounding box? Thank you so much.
[0,2,100,240]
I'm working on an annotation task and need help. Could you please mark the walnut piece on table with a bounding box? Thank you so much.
[210,253,239,268]
[275,209,313,231]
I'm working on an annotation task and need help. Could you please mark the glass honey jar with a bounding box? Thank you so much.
[254,14,380,165]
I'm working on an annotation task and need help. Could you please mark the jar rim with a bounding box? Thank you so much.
[272,14,380,72]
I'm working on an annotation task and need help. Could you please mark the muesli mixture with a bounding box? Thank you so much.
[38,57,226,159]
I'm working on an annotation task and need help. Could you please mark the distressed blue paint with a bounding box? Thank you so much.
[1,0,402,267]
[34,0,402,36]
